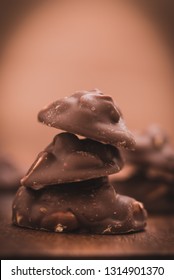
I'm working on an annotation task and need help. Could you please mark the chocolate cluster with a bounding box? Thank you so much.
[12,89,147,234]
[111,125,174,213]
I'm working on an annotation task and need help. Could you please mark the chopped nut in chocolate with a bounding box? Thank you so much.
[38,89,135,149]
[12,89,147,234]
[21,132,123,189]
[13,177,147,234]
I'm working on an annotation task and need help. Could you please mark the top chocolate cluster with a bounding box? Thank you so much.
[38,89,135,149]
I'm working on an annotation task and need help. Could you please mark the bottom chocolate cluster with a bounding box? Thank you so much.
[12,177,147,234]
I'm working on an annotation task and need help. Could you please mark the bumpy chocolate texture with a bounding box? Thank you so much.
[38,89,135,149]
[12,89,147,234]
[13,177,147,234]
[21,132,123,189]
[111,125,174,213]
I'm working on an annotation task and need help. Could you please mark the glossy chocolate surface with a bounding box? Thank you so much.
[13,177,147,234]
[12,89,144,234]
[38,89,135,149]
[21,132,123,189]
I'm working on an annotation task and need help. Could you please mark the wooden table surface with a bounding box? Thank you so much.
[0,192,174,259]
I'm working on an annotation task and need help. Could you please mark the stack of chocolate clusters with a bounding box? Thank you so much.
[111,125,174,213]
[12,90,147,234]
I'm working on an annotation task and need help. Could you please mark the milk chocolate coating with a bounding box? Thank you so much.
[38,89,135,149]
[21,132,123,189]
[12,177,147,234]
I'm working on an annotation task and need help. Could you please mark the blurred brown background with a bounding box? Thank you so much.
[0,0,174,170]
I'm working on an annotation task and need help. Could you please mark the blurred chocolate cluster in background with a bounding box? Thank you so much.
[110,124,174,213]
[0,0,174,173]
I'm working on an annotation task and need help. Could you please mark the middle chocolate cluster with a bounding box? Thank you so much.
[12,89,147,234]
